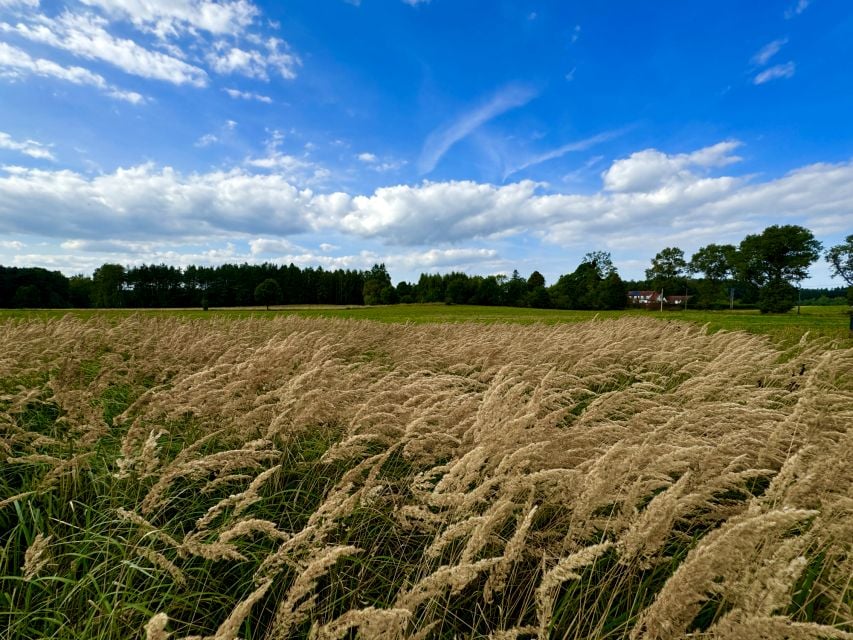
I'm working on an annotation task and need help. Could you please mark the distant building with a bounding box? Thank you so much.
[627,290,660,304]
[627,290,691,306]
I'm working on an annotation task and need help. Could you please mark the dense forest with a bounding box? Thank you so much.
[1,227,852,313]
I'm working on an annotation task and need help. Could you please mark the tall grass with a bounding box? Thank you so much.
[1,315,851,639]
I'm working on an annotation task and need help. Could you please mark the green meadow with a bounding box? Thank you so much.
[1,304,850,347]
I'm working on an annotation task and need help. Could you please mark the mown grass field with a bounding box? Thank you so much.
[1,313,851,639]
[1,303,851,347]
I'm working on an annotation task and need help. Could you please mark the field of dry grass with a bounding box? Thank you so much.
[1,315,851,639]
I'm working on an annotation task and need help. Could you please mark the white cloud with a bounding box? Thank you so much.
[207,37,300,80]
[402,0,430,5]
[194,133,218,147]
[357,152,377,163]
[1,11,208,86]
[0,41,144,102]
[0,163,327,240]
[223,87,273,103]
[601,141,742,192]
[0,131,55,160]
[785,0,811,19]
[248,237,302,255]
[505,128,626,179]
[754,61,796,84]
[571,25,580,44]
[0,239,25,249]
[0,143,850,266]
[0,0,39,7]
[79,0,259,38]
[419,84,537,174]
[752,38,788,66]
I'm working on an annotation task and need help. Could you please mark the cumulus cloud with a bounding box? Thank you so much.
[0,131,55,160]
[0,41,144,102]
[418,84,537,174]
[357,152,378,163]
[0,142,850,262]
[754,61,796,84]
[1,11,208,86]
[601,141,742,192]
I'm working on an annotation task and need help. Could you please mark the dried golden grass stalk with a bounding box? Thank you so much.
[145,613,171,640]
[267,545,362,640]
[21,533,52,581]
[310,607,410,640]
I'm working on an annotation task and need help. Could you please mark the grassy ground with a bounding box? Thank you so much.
[2,316,851,639]
[1,304,851,347]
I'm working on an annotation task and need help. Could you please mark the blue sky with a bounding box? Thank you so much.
[0,0,851,286]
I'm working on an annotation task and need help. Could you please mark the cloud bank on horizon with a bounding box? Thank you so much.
[0,0,851,285]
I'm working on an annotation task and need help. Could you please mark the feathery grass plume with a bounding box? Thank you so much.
[210,578,273,640]
[21,533,52,581]
[218,518,290,544]
[140,428,169,477]
[195,464,281,530]
[267,545,362,639]
[700,614,853,639]
[310,607,411,639]
[484,503,538,602]
[117,507,182,548]
[632,508,819,640]
[536,541,614,636]
[145,613,171,640]
[394,557,502,613]
[179,532,247,562]
[488,627,538,640]
[138,547,187,587]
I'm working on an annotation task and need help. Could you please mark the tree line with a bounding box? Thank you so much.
[1,226,851,313]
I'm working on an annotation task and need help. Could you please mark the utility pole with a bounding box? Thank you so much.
[730,287,734,311]
[660,289,664,312]
[797,285,801,315]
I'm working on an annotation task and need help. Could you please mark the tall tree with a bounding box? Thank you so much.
[254,278,282,310]
[645,247,687,294]
[92,264,125,308]
[826,234,853,304]
[734,225,822,313]
[363,263,393,305]
[688,244,736,308]
[582,251,616,278]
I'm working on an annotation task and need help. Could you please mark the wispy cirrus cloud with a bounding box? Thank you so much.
[752,38,788,66]
[418,84,538,174]
[785,0,811,19]
[754,61,796,85]
[504,128,628,180]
